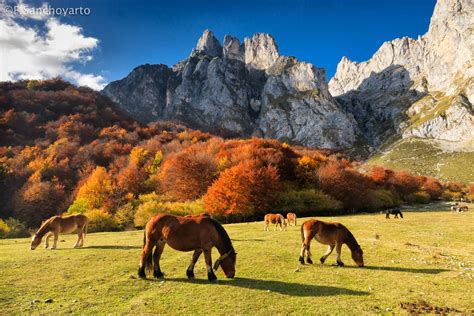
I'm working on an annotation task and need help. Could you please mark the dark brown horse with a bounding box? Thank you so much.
[299,219,364,267]
[138,214,236,282]
[385,209,403,219]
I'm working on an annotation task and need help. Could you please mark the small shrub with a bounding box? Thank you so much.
[406,191,431,204]
[66,198,89,214]
[4,218,30,238]
[115,203,136,229]
[0,219,10,238]
[276,189,341,215]
[366,189,400,211]
[84,209,119,233]
[440,191,454,201]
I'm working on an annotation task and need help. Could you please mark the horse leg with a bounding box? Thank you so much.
[299,242,309,264]
[138,240,154,278]
[79,227,85,247]
[335,242,344,266]
[264,222,268,231]
[305,243,313,264]
[386,213,390,219]
[74,229,82,248]
[320,245,335,264]
[153,241,165,278]
[202,248,217,282]
[44,232,52,249]
[186,249,203,279]
[51,230,59,250]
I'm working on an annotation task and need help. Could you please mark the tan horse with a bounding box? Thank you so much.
[299,219,364,267]
[30,214,89,250]
[138,214,236,282]
[286,213,297,226]
[264,213,286,231]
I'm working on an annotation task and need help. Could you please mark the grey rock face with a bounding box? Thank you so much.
[329,0,474,146]
[103,30,358,149]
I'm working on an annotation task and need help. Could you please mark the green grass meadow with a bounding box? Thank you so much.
[1,207,473,314]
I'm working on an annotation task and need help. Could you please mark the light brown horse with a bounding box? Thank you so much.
[30,214,89,250]
[264,213,287,231]
[138,214,236,282]
[286,212,297,226]
[299,219,364,267]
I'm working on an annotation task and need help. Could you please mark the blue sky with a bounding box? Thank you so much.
[1,0,437,88]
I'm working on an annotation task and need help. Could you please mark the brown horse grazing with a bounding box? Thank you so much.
[299,219,364,267]
[286,213,297,226]
[138,214,236,282]
[264,213,286,231]
[30,214,89,250]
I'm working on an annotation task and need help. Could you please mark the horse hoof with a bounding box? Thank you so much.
[337,261,344,266]
[154,271,164,278]
[298,256,305,265]
[186,269,195,279]
[306,258,313,264]
[138,269,146,279]
[320,257,326,264]
[207,273,217,282]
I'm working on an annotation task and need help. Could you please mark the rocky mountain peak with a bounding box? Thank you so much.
[223,35,244,61]
[193,29,222,57]
[328,0,473,147]
[244,33,280,70]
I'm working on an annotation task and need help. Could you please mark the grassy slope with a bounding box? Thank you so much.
[1,208,473,314]
[367,137,474,184]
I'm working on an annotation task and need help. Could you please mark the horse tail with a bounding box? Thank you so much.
[141,229,154,275]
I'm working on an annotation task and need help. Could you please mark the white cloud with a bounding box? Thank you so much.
[0,1,106,90]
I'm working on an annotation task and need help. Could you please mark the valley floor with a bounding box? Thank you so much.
[0,207,473,314]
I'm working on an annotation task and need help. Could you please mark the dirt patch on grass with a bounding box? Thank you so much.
[399,300,460,314]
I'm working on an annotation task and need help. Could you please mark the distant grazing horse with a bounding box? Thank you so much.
[299,219,364,267]
[385,209,403,219]
[286,213,297,226]
[30,214,89,250]
[138,214,236,282]
[264,213,286,231]
[453,205,468,212]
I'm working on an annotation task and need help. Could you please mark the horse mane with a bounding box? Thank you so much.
[344,227,360,250]
[35,217,56,237]
[209,218,234,252]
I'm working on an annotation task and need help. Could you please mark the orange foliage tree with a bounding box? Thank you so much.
[203,160,280,219]
[159,148,217,201]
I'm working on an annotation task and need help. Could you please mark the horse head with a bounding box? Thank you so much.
[351,245,364,267]
[30,233,42,250]
[213,249,237,278]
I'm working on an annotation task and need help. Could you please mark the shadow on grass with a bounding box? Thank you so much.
[231,239,265,242]
[345,265,450,274]
[161,277,369,297]
[76,245,142,250]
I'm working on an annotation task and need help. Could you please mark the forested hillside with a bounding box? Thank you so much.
[0,79,472,237]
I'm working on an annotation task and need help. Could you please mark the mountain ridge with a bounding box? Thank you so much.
[103,0,473,153]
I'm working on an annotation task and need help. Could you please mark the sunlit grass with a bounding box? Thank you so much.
[1,208,473,314]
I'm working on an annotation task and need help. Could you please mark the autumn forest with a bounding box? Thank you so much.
[0,79,472,237]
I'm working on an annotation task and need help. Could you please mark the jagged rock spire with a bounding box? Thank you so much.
[244,33,279,70]
[194,29,222,57]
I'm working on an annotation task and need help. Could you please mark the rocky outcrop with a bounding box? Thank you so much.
[103,30,358,149]
[329,0,473,147]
